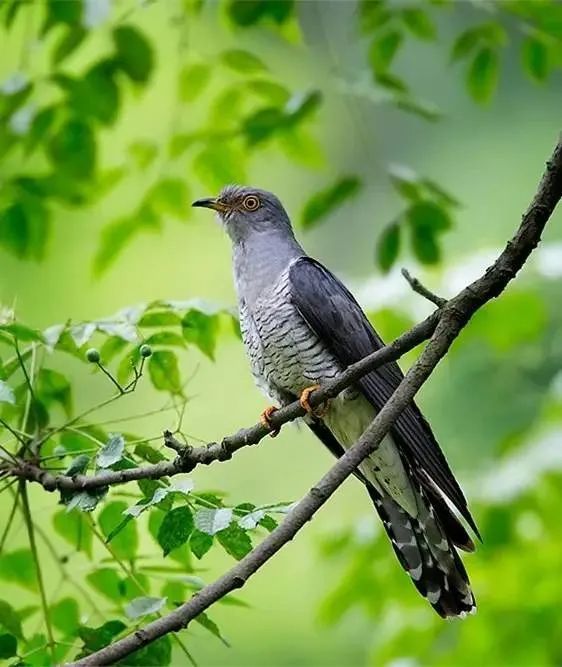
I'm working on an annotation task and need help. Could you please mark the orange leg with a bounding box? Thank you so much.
[260,405,280,437]
[299,384,329,418]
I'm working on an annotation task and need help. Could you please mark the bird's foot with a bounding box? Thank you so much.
[299,384,329,418]
[260,406,280,437]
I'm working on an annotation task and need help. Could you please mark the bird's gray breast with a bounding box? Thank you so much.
[239,264,341,403]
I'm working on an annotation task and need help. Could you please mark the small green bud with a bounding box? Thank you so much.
[140,344,152,358]
[86,348,100,363]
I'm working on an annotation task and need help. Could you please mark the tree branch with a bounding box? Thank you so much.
[68,136,562,667]
[9,311,439,492]
[401,268,447,307]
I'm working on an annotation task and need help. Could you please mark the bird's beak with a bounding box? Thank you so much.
[192,197,228,213]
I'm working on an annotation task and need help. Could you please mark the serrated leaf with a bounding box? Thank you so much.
[148,350,182,394]
[221,49,267,73]
[377,222,401,273]
[97,433,125,468]
[157,506,194,556]
[125,596,166,619]
[467,47,499,104]
[301,177,361,229]
[125,487,169,519]
[190,529,213,559]
[217,523,253,560]
[195,508,233,535]
[0,380,15,405]
[113,25,153,84]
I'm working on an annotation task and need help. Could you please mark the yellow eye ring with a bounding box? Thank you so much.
[243,195,260,211]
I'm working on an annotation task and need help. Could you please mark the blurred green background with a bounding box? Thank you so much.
[1,1,562,665]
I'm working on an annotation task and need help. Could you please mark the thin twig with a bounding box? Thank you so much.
[401,268,447,308]
[20,480,56,661]
[0,486,20,556]
[67,134,562,667]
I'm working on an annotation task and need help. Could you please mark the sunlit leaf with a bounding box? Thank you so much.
[113,26,153,84]
[0,550,36,591]
[157,506,194,556]
[97,434,125,469]
[148,350,182,394]
[195,508,233,535]
[301,177,361,229]
[0,380,15,405]
[179,62,211,102]
[217,523,253,560]
[467,47,499,104]
[221,49,268,73]
[125,596,166,619]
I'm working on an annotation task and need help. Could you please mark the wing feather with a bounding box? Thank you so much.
[289,257,479,537]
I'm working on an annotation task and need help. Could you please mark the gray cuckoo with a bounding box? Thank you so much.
[193,185,479,618]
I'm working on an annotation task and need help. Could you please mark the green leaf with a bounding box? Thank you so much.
[467,47,499,104]
[52,26,87,65]
[36,368,72,417]
[53,509,93,556]
[97,433,125,469]
[301,177,361,229]
[50,598,80,635]
[78,620,126,651]
[157,506,194,556]
[138,311,182,327]
[113,26,153,84]
[193,143,244,190]
[115,635,171,666]
[134,442,166,463]
[228,0,294,26]
[0,198,50,261]
[68,60,120,127]
[376,222,401,273]
[401,8,436,40]
[47,118,96,178]
[242,107,286,145]
[217,524,253,560]
[246,79,290,105]
[0,550,36,591]
[94,217,139,275]
[148,178,189,219]
[0,323,44,343]
[221,49,267,73]
[407,201,452,233]
[190,529,213,559]
[0,634,17,660]
[179,63,211,102]
[410,226,440,265]
[125,596,166,619]
[148,350,182,394]
[369,31,403,74]
[99,501,138,560]
[86,569,122,601]
[286,90,322,126]
[195,613,229,646]
[194,508,233,535]
[0,600,22,638]
[65,487,108,513]
[129,141,158,169]
[143,331,186,349]
[451,26,483,62]
[521,35,550,82]
[0,380,15,405]
[181,310,218,359]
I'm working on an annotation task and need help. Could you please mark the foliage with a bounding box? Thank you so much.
[1,1,562,665]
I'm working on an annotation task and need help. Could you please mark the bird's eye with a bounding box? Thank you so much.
[242,195,260,211]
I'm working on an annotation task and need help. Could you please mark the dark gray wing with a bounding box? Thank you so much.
[289,256,479,537]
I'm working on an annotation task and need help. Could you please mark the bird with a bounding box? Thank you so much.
[193,185,479,618]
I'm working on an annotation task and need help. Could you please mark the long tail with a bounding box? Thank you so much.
[368,486,476,618]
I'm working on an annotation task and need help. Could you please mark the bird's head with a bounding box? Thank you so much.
[192,185,293,242]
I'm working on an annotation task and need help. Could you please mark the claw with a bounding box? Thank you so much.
[299,384,329,418]
[260,406,280,437]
